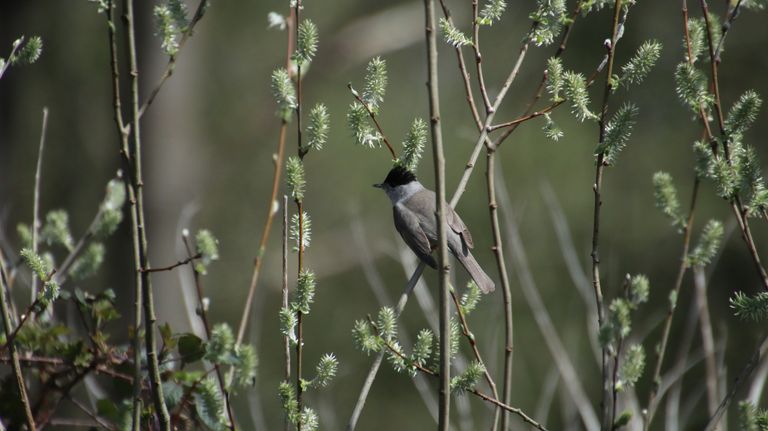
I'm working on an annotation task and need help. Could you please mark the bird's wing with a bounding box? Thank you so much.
[394,205,437,268]
[447,205,474,250]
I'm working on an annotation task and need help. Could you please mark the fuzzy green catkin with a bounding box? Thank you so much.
[546,57,564,102]
[597,103,638,165]
[726,90,762,136]
[439,18,472,47]
[306,103,329,151]
[620,40,662,86]
[731,291,768,322]
[398,118,427,171]
[41,210,74,251]
[478,0,506,25]
[363,57,387,111]
[289,212,311,252]
[294,269,316,314]
[652,172,686,230]
[616,344,645,391]
[286,156,306,202]
[271,68,296,122]
[294,20,318,66]
[11,36,43,65]
[687,219,724,267]
[563,71,596,122]
[530,0,567,46]
[450,361,485,393]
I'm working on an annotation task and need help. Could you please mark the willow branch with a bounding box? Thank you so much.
[347,84,397,160]
[593,2,624,429]
[30,107,48,304]
[423,0,450,428]
[235,8,295,348]
[642,179,699,430]
[124,0,170,427]
[0,254,36,431]
[138,0,209,118]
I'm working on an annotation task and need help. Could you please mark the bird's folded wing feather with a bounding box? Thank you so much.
[447,206,474,250]
[394,205,437,268]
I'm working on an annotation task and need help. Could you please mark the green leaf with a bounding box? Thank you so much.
[178,333,206,364]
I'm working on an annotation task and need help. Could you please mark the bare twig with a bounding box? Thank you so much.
[124,0,170,426]
[30,107,49,304]
[282,195,291,383]
[141,253,201,273]
[423,0,450,428]
[592,2,625,428]
[0,253,36,431]
[485,150,514,430]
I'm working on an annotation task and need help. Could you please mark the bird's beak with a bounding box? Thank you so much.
[373,183,383,188]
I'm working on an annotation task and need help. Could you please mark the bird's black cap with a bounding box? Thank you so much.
[380,165,417,187]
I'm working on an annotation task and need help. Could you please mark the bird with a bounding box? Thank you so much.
[373,165,495,293]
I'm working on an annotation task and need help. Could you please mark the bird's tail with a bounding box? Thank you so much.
[454,251,495,294]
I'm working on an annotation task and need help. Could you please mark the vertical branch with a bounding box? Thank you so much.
[592,1,623,429]
[470,0,492,113]
[643,178,699,429]
[423,0,450,428]
[104,2,144,429]
[0,254,36,431]
[30,107,48,304]
[282,194,291,385]
[123,0,170,428]
[294,3,306,430]
[486,150,514,430]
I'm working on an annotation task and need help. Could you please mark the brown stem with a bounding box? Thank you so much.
[141,253,201,273]
[30,107,49,304]
[235,8,295,348]
[593,2,624,429]
[0,253,36,431]
[471,0,492,113]
[423,0,451,428]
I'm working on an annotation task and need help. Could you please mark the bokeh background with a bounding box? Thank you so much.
[2,0,768,429]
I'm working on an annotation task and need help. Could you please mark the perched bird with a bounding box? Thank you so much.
[374,166,495,293]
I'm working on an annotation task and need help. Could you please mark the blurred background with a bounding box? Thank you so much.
[2,0,768,429]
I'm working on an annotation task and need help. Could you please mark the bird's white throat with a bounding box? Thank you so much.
[386,181,424,205]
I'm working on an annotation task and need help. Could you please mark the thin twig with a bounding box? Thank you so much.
[141,253,201,273]
[68,396,117,431]
[450,25,535,208]
[282,195,291,431]
[138,0,209,118]
[234,7,295,348]
[124,0,170,427]
[642,179,699,430]
[0,253,36,431]
[423,0,450,428]
[592,2,624,428]
[31,107,48,304]
[347,84,397,160]
[485,150,514,431]
[470,0,492,113]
